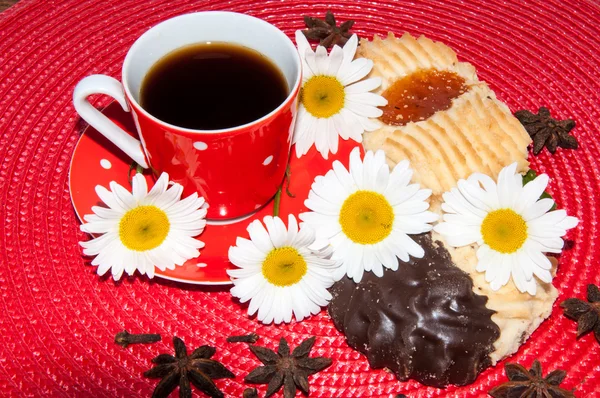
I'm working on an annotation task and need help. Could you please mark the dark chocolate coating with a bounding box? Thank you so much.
[328,233,500,388]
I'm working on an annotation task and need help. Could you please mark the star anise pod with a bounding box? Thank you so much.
[514,107,578,155]
[489,359,575,398]
[302,11,355,48]
[144,337,234,398]
[561,283,600,344]
[244,337,332,398]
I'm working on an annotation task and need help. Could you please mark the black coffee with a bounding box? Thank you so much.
[140,42,288,130]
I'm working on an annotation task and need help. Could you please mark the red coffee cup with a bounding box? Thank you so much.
[73,11,301,220]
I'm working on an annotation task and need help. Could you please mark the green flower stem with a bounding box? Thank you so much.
[273,187,282,217]
[273,165,293,217]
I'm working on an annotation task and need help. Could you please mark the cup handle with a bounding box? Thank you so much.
[73,74,149,168]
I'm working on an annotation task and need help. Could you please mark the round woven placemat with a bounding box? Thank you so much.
[1,0,599,396]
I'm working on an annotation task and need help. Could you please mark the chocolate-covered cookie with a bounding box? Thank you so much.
[328,233,500,387]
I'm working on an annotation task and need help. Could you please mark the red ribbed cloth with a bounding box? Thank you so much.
[1,0,599,396]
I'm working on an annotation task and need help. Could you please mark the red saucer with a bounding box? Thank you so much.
[69,102,361,284]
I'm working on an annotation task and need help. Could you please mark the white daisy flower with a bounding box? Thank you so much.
[433,163,579,295]
[227,214,336,325]
[293,31,387,159]
[79,173,207,280]
[300,147,438,283]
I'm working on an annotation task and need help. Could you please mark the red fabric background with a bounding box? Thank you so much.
[1,0,599,396]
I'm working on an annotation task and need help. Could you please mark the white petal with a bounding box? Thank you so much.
[348,147,364,187]
[361,151,375,190]
[345,77,382,94]
[326,117,339,155]
[110,181,137,210]
[145,173,170,202]
[154,184,184,209]
[111,261,125,280]
[511,256,536,295]
[342,34,358,64]
[286,214,299,244]
[374,240,398,271]
[358,115,381,132]
[514,250,533,281]
[263,216,287,249]
[344,243,364,282]
[311,171,349,204]
[489,255,511,290]
[373,157,390,193]
[247,283,269,315]
[442,186,488,219]
[95,185,126,213]
[362,245,377,273]
[515,173,549,214]
[345,98,384,118]
[433,222,480,246]
[295,30,312,62]
[468,173,500,209]
[327,45,344,75]
[522,198,556,221]
[256,287,275,324]
[332,159,356,192]
[305,194,340,216]
[332,112,352,141]
[131,173,148,202]
[231,274,265,302]
[95,257,113,276]
[280,292,294,323]
[303,49,319,81]
[314,117,331,159]
[338,58,372,86]
[81,220,118,234]
[247,220,274,253]
[80,232,118,255]
[496,163,520,208]
[394,213,436,234]
[291,286,311,321]
[395,232,425,259]
[314,45,329,75]
[456,179,491,212]
[524,245,553,270]
[90,205,122,219]
[558,216,579,230]
[338,108,367,142]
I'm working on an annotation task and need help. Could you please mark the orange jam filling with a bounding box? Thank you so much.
[379,69,467,126]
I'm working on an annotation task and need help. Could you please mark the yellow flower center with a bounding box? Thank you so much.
[481,209,528,254]
[119,205,170,251]
[301,75,345,118]
[339,191,395,244]
[262,247,307,287]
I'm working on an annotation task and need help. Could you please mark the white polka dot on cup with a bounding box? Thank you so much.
[193,141,208,151]
[262,155,273,166]
[100,159,112,169]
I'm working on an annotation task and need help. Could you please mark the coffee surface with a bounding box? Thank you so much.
[140,42,288,130]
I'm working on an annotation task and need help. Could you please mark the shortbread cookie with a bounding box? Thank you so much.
[359,33,556,363]
[358,33,532,196]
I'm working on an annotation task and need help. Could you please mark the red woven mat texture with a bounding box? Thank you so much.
[1,0,599,396]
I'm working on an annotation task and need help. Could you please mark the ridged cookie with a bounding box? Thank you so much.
[357,33,556,365]
[358,33,532,196]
